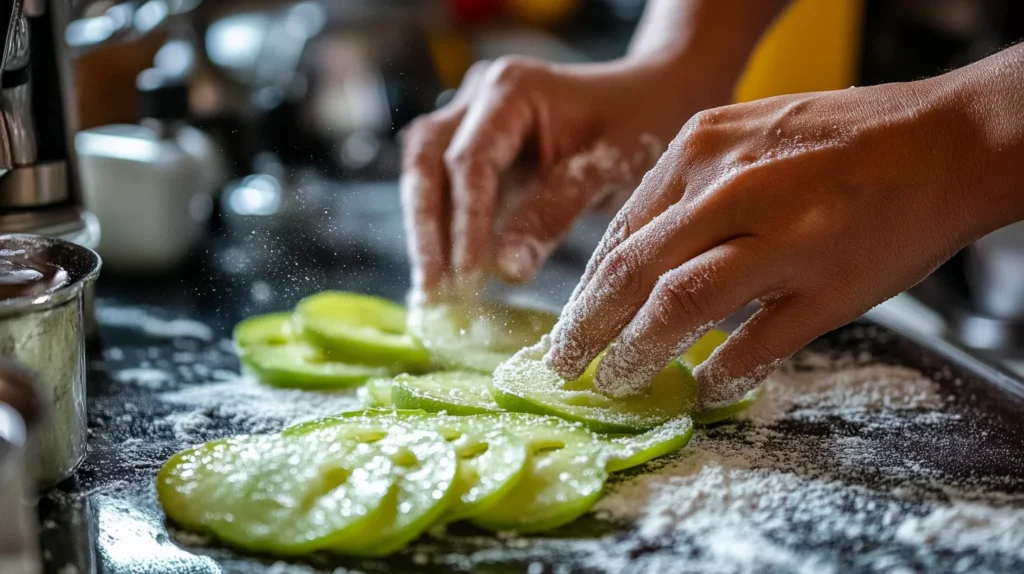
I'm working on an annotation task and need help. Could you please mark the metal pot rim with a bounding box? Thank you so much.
[0,234,102,319]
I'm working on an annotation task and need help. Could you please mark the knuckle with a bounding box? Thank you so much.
[599,246,646,294]
[733,339,782,378]
[401,116,433,149]
[655,273,710,321]
[463,59,492,83]
[486,55,538,89]
[402,117,450,165]
[682,109,714,137]
[442,144,474,175]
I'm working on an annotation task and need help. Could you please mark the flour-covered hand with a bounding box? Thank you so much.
[400,56,706,295]
[546,45,1024,408]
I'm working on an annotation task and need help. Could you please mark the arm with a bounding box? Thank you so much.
[401,0,792,296]
[628,0,791,107]
[937,43,1024,236]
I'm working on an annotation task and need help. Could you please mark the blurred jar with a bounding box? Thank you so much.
[76,69,226,273]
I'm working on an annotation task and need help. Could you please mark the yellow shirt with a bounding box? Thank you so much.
[734,0,864,102]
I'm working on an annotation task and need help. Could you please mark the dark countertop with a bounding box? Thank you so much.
[36,178,1024,574]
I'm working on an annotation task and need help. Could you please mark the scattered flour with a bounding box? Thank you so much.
[114,368,174,390]
[159,376,363,440]
[97,306,214,341]
[896,501,1024,559]
[742,361,945,424]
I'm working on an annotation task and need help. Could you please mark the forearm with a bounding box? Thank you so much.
[932,43,1024,238]
[626,0,792,107]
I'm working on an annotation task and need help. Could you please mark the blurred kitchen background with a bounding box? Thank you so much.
[18,0,1024,364]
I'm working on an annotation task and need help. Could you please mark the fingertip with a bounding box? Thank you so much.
[543,318,593,381]
[494,235,549,283]
[693,355,777,411]
[593,344,658,398]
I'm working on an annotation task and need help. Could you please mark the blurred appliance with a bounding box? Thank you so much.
[0,0,204,320]
[76,67,224,272]
[0,0,97,248]
[199,0,443,176]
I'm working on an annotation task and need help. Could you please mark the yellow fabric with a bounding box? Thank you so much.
[427,29,473,89]
[734,0,864,102]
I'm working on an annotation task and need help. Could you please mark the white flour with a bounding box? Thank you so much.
[159,376,363,441]
[114,368,175,390]
[97,305,214,341]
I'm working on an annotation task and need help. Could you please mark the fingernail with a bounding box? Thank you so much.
[496,236,545,283]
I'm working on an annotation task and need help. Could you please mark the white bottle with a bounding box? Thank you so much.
[75,68,224,272]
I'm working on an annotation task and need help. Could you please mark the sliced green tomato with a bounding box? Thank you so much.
[240,343,391,389]
[390,371,500,415]
[470,413,608,533]
[492,345,699,434]
[234,313,390,389]
[286,411,529,523]
[602,417,694,472]
[408,300,557,373]
[692,388,761,425]
[425,415,529,522]
[233,312,298,348]
[295,292,430,371]
[681,328,729,369]
[359,378,395,408]
[275,418,457,557]
[157,431,394,555]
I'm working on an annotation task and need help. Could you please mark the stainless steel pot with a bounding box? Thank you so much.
[0,234,100,488]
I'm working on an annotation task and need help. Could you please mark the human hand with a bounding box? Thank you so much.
[545,73,1021,409]
[400,55,720,297]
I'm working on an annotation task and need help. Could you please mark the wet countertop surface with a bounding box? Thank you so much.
[37,179,1024,574]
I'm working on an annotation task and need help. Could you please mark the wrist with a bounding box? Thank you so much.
[927,48,1024,239]
[622,0,790,111]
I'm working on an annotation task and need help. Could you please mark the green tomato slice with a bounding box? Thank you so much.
[286,411,529,524]
[295,292,431,371]
[234,313,391,389]
[157,431,394,555]
[680,328,729,369]
[390,371,500,415]
[692,389,761,425]
[359,377,395,408]
[426,414,529,522]
[408,300,557,373]
[470,413,608,533]
[678,329,761,424]
[274,416,458,556]
[233,312,297,348]
[492,344,699,434]
[602,417,694,472]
